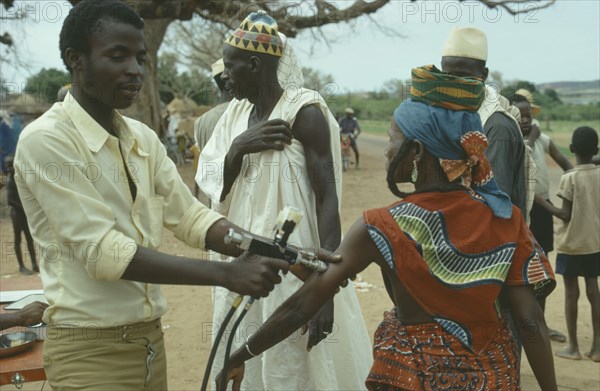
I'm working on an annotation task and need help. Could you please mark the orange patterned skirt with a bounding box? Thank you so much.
[366,309,520,391]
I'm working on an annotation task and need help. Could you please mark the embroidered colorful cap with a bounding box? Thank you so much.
[224,10,284,57]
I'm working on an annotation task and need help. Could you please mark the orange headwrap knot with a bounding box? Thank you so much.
[439,131,492,188]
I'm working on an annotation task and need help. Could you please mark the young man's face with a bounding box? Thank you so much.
[515,101,532,136]
[79,20,146,110]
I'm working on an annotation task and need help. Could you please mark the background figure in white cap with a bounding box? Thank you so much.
[193,58,234,202]
[197,11,372,391]
[441,27,528,217]
[338,107,362,168]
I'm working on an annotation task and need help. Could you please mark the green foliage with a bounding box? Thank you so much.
[500,80,596,122]
[381,79,410,101]
[325,93,400,121]
[326,79,599,128]
[543,88,562,104]
[302,67,335,96]
[539,102,600,122]
[538,119,600,156]
[501,80,538,100]
[360,119,390,135]
[157,53,214,106]
[361,118,600,159]
[24,68,70,103]
[501,81,560,108]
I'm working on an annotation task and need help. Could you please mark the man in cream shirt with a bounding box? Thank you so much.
[13,1,295,389]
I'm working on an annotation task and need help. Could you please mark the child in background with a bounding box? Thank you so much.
[5,155,38,274]
[536,126,600,361]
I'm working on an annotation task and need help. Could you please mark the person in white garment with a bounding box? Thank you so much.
[196,11,372,391]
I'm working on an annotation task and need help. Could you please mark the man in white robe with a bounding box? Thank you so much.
[196,11,372,391]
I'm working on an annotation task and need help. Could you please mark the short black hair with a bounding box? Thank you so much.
[60,0,144,73]
[386,139,415,199]
[509,94,529,105]
[440,56,487,78]
[572,126,599,156]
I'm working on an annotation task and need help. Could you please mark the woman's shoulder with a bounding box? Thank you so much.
[364,190,479,215]
[362,191,471,226]
[401,189,485,211]
[363,200,403,224]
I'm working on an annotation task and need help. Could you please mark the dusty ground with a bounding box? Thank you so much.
[1,133,598,390]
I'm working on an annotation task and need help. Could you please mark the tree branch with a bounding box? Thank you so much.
[163,18,228,71]
[191,0,392,38]
[63,0,555,34]
[277,0,393,37]
[468,0,556,15]
[0,1,26,47]
[68,0,197,20]
[0,0,14,10]
[0,32,13,46]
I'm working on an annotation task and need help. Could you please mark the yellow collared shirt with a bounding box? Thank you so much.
[14,92,223,327]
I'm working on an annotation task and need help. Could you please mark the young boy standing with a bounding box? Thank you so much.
[536,126,600,362]
[5,155,38,274]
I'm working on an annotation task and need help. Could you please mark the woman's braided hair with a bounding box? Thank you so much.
[386,139,415,199]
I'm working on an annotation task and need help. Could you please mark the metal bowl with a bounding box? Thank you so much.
[0,331,37,358]
[27,323,47,341]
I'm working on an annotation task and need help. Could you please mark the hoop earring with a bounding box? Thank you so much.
[411,160,418,183]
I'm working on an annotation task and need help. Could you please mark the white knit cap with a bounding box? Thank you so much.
[442,27,488,61]
[211,58,224,77]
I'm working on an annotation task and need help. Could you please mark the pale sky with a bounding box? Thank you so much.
[2,0,599,94]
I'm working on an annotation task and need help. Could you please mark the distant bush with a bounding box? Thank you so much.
[540,103,600,122]
[326,95,401,121]
[324,90,599,123]
[24,68,70,103]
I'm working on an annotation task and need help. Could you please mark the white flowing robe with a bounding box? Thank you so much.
[197,88,372,390]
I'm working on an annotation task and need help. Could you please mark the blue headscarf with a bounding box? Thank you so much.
[394,99,513,219]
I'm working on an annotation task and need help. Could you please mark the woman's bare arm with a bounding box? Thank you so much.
[218,217,381,388]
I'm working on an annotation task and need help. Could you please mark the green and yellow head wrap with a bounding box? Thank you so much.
[410,65,484,112]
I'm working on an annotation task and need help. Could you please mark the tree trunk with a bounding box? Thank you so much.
[121,18,172,136]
